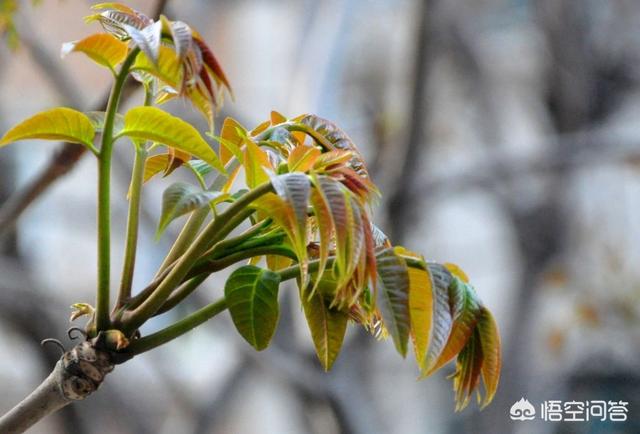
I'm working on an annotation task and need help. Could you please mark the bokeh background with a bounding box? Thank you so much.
[1,0,640,433]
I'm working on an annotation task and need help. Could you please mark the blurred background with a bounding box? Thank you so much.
[1,0,640,433]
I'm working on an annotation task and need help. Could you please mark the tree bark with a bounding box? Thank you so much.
[0,361,70,434]
[0,338,120,433]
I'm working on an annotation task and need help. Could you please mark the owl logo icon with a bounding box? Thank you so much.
[510,398,536,421]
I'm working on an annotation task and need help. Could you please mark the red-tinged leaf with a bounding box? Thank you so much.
[314,176,350,285]
[313,150,353,172]
[271,173,311,287]
[302,289,349,371]
[452,328,484,411]
[421,263,454,375]
[477,306,501,408]
[425,276,481,376]
[288,144,321,173]
[192,33,231,92]
[61,33,128,72]
[359,209,378,299]
[298,115,370,178]
[376,248,411,357]
[219,117,246,164]
[166,147,191,175]
[244,138,272,188]
[309,189,333,296]
[346,196,365,284]
[407,265,433,366]
[270,110,287,124]
[143,153,170,182]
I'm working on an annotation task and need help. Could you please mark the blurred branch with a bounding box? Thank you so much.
[0,0,170,238]
[386,0,436,243]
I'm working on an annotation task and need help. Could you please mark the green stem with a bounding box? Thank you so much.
[116,145,147,309]
[188,245,297,278]
[123,181,274,332]
[155,158,241,277]
[277,256,335,281]
[154,274,208,316]
[95,47,140,332]
[127,297,228,354]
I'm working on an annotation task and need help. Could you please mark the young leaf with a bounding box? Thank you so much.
[120,107,225,173]
[157,182,223,236]
[0,107,96,150]
[243,138,272,188]
[61,33,128,72]
[302,289,349,371]
[143,153,170,182]
[288,144,321,173]
[407,265,433,366]
[421,263,454,375]
[225,265,281,351]
[132,44,183,89]
[124,20,162,65]
[376,248,411,357]
[218,117,246,164]
[477,306,501,408]
[452,328,483,411]
[424,276,481,376]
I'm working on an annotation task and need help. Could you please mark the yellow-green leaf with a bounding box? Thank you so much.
[132,45,182,88]
[119,107,225,173]
[243,138,271,188]
[61,33,128,72]
[477,306,501,408]
[143,153,170,182]
[288,144,321,173]
[302,289,349,371]
[408,265,433,367]
[0,107,96,150]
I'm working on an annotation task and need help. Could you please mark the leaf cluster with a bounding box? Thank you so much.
[0,2,501,411]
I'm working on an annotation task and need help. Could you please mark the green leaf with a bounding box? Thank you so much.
[61,33,129,72]
[0,107,96,150]
[376,248,411,357]
[119,107,225,173]
[157,182,223,236]
[421,263,454,375]
[302,289,349,371]
[225,265,281,351]
[477,306,501,408]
